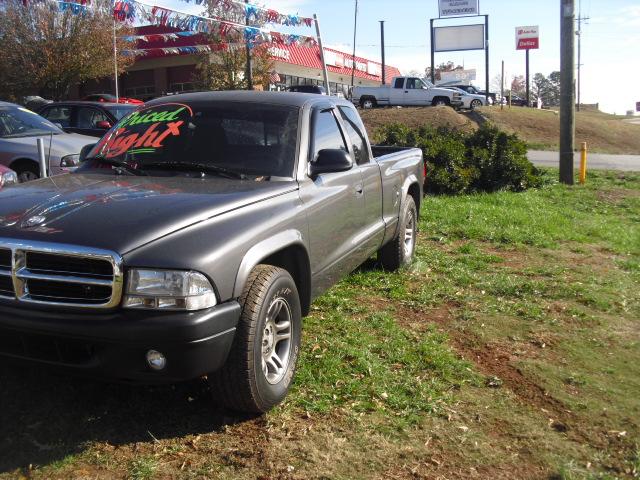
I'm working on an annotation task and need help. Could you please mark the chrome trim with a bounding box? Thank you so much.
[0,238,123,309]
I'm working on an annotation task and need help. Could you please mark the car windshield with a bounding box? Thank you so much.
[83,101,300,178]
[0,106,63,138]
[104,105,138,120]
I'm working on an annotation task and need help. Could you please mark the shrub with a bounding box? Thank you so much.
[374,122,543,194]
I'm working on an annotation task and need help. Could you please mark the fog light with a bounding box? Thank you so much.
[146,350,166,371]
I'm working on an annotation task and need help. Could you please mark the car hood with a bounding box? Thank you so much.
[3,133,96,157]
[0,173,297,254]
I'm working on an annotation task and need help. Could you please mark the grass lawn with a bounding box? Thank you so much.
[0,170,638,479]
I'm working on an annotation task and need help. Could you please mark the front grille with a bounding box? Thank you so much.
[0,240,122,308]
[0,248,10,269]
[0,327,94,365]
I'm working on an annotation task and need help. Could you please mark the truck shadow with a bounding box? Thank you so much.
[0,363,256,473]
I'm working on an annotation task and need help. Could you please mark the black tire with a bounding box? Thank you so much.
[360,97,377,109]
[209,265,302,413]
[432,97,450,107]
[12,160,40,183]
[470,99,482,110]
[379,196,417,271]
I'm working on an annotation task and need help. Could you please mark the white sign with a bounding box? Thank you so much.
[268,47,290,61]
[439,69,476,83]
[367,63,380,76]
[439,0,479,17]
[344,59,368,72]
[515,25,539,50]
[434,24,485,52]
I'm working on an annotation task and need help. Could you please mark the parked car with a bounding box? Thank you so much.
[0,91,424,413]
[81,93,144,105]
[504,94,529,107]
[442,87,492,109]
[0,164,17,190]
[353,76,462,108]
[437,82,497,102]
[0,101,96,182]
[21,96,53,112]
[38,101,138,137]
[286,85,327,95]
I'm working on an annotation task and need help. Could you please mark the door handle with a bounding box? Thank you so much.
[404,90,409,93]
[354,183,364,195]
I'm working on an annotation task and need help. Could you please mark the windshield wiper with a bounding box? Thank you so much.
[142,161,246,180]
[86,155,147,176]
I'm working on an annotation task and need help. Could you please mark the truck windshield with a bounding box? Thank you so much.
[85,102,300,178]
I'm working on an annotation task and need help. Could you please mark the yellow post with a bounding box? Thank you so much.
[579,142,587,184]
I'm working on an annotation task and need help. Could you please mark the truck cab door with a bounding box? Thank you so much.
[299,106,367,296]
[389,77,406,105]
[403,78,430,106]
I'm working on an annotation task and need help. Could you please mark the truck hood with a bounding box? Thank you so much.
[0,173,297,253]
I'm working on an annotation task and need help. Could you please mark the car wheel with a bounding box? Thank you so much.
[13,162,40,183]
[361,97,377,109]
[379,195,417,270]
[432,97,449,107]
[470,99,482,109]
[208,265,302,413]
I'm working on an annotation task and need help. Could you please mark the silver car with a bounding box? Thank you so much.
[0,102,96,182]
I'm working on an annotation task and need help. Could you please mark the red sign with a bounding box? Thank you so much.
[516,25,539,50]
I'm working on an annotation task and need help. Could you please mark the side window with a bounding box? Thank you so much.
[311,109,348,160]
[41,106,71,128]
[393,78,404,89]
[338,106,370,165]
[77,107,109,129]
[406,78,423,89]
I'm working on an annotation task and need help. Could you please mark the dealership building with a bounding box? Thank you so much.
[76,26,401,101]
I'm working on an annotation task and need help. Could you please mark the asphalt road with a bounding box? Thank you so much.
[527,150,640,171]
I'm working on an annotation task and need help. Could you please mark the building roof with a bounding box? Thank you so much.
[131,26,401,82]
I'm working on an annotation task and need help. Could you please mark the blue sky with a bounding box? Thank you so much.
[156,0,639,114]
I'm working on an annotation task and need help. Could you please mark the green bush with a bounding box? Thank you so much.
[374,123,543,194]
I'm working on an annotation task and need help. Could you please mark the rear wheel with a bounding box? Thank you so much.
[360,97,377,109]
[379,196,417,271]
[208,265,302,413]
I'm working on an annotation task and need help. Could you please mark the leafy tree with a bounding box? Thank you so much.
[510,75,526,97]
[0,0,133,100]
[425,61,463,82]
[531,71,560,106]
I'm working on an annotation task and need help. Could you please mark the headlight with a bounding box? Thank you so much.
[60,154,80,167]
[123,269,217,311]
[0,171,18,187]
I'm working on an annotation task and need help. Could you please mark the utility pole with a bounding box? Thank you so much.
[501,60,504,111]
[576,0,589,111]
[244,0,253,90]
[380,21,386,85]
[560,0,575,185]
[350,0,358,89]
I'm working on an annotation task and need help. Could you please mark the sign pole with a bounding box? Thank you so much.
[350,0,358,89]
[484,14,489,105]
[244,0,253,90]
[559,0,575,185]
[430,18,435,84]
[501,60,504,111]
[525,48,530,107]
[314,14,331,96]
[380,21,386,85]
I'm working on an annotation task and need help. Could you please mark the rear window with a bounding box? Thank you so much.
[86,102,300,178]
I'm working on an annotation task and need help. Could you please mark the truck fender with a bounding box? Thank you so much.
[232,229,306,299]
[394,174,421,236]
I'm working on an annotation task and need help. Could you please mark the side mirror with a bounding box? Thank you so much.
[309,149,353,177]
[96,120,112,129]
[79,143,96,162]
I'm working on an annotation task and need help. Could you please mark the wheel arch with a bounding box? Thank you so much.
[233,230,312,316]
[10,157,39,171]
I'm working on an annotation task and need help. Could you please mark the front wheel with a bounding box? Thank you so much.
[208,265,302,413]
[379,196,417,270]
[470,99,482,110]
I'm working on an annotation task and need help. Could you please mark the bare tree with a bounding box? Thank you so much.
[425,61,463,82]
[0,0,133,100]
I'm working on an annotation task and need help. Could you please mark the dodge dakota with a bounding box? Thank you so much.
[0,91,423,413]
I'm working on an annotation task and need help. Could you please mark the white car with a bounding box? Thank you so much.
[442,87,492,110]
[0,102,96,182]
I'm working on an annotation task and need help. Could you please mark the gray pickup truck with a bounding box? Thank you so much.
[0,92,423,413]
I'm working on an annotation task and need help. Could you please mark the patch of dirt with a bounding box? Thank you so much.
[596,188,640,204]
[360,106,477,139]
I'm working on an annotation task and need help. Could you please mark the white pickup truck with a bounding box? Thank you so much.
[352,76,463,109]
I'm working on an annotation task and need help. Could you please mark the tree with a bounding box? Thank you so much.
[425,61,463,82]
[0,0,133,100]
[193,0,275,91]
[531,71,560,106]
[510,75,526,97]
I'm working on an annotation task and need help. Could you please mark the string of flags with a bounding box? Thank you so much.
[114,0,318,48]
[123,42,246,56]
[168,0,313,28]
[122,31,201,43]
